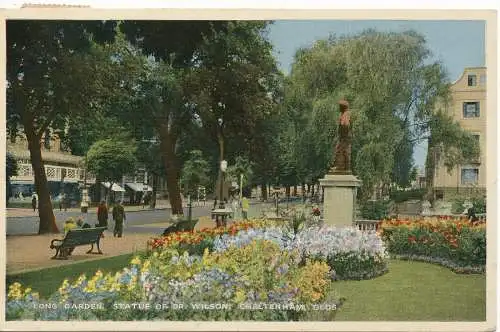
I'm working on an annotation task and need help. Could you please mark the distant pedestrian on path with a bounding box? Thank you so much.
[58,193,64,211]
[31,195,37,212]
[97,200,109,237]
[112,201,126,238]
[241,196,249,220]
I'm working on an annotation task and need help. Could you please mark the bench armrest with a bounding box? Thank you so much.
[51,238,64,246]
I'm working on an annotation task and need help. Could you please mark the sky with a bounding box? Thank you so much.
[267,20,486,169]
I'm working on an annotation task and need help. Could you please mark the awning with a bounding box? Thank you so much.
[102,182,126,192]
[10,180,35,185]
[125,182,153,192]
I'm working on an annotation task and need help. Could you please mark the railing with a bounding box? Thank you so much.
[354,219,380,231]
[12,162,88,183]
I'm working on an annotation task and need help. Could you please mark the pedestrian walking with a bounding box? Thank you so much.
[31,194,37,212]
[58,193,63,211]
[112,201,126,238]
[96,200,108,237]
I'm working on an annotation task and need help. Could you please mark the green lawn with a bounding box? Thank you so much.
[334,260,486,321]
[6,253,140,298]
[6,257,486,321]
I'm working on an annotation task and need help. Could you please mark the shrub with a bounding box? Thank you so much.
[451,195,486,215]
[379,219,486,273]
[359,200,390,220]
[389,189,426,203]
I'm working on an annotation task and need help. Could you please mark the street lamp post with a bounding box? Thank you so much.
[219,160,228,209]
[187,194,192,223]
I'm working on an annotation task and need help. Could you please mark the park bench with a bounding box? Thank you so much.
[50,227,106,260]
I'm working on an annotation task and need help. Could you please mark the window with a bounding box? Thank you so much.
[467,74,477,86]
[463,102,480,118]
[480,74,487,86]
[461,168,479,185]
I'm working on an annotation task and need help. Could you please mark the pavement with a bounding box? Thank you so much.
[6,199,209,218]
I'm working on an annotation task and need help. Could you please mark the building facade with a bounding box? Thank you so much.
[7,132,94,207]
[7,132,165,206]
[433,67,486,200]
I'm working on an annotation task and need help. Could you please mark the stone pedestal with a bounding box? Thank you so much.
[319,174,361,227]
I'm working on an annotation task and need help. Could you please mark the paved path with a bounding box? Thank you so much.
[6,206,213,236]
[6,231,155,275]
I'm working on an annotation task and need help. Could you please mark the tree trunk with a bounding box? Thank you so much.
[261,183,268,201]
[293,185,297,196]
[425,139,437,206]
[311,184,315,197]
[159,127,183,215]
[301,183,306,201]
[95,178,102,203]
[26,132,59,234]
[6,177,11,207]
[149,173,157,209]
[285,186,291,198]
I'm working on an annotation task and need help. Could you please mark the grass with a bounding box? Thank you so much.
[5,256,486,321]
[334,259,486,321]
[6,253,144,298]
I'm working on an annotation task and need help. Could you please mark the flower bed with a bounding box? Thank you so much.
[147,219,287,254]
[7,240,342,321]
[211,225,389,281]
[378,218,486,273]
[7,218,390,321]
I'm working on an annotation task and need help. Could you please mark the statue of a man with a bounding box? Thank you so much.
[329,99,352,175]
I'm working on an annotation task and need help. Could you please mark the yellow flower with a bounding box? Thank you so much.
[141,260,151,272]
[234,289,246,304]
[95,270,104,279]
[130,256,142,266]
[74,275,87,287]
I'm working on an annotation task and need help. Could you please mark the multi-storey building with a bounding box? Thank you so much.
[7,132,94,206]
[432,67,487,200]
[7,132,159,206]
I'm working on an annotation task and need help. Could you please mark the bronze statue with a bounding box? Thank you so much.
[329,99,352,175]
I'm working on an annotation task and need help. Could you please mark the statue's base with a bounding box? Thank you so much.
[319,174,361,227]
[328,166,352,175]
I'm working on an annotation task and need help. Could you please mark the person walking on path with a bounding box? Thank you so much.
[241,196,249,220]
[58,193,64,211]
[112,201,126,238]
[31,194,37,212]
[97,200,109,237]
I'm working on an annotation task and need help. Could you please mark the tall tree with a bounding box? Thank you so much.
[187,21,280,198]
[283,30,479,201]
[85,138,137,202]
[6,20,117,233]
[118,21,232,215]
[180,150,211,197]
